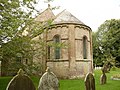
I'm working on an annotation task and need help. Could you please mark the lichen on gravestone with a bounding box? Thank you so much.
[6,68,36,90]
[84,73,96,90]
[38,67,59,90]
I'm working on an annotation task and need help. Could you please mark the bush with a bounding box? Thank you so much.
[111,66,118,71]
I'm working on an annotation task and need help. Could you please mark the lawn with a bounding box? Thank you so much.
[60,68,120,90]
[0,69,120,90]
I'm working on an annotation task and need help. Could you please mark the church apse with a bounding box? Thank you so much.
[33,7,93,78]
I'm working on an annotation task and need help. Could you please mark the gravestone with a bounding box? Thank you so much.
[102,61,111,73]
[100,68,107,85]
[38,67,59,90]
[84,73,95,90]
[6,68,36,90]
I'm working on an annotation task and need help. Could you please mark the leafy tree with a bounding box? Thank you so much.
[92,32,103,67]
[0,0,37,44]
[93,19,120,67]
[0,0,38,76]
[0,0,58,76]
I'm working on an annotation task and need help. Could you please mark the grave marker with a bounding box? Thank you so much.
[100,68,107,85]
[6,68,36,90]
[84,73,95,90]
[38,67,59,90]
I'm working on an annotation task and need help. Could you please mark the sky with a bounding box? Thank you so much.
[35,0,120,31]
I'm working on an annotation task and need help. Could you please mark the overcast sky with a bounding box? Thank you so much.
[35,0,120,31]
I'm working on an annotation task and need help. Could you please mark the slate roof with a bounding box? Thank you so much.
[52,9,85,25]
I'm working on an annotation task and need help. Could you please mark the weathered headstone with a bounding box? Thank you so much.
[6,68,36,90]
[38,67,59,90]
[100,68,107,85]
[84,73,95,90]
[102,61,111,73]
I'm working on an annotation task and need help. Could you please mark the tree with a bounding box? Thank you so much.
[93,19,120,67]
[0,0,37,44]
[0,0,38,76]
[0,0,58,76]
[92,32,103,67]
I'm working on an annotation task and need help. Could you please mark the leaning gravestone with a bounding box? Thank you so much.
[6,68,36,90]
[84,73,96,90]
[38,67,59,90]
[100,68,107,85]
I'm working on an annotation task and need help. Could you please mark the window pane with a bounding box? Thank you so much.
[83,36,87,59]
[55,47,60,59]
[48,46,50,59]
[54,35,60,59]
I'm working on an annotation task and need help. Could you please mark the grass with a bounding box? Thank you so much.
[94,69,120,90]
[60,69,120,90]
[0,77,12,90]
[0,69,120,90]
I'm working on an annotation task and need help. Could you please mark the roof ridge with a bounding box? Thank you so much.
[52,9,85,25]
[34,7,55,22]
[36,7,54,17]
[55,9,66,18]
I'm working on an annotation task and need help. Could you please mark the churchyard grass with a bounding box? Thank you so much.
[0,69,120,90]
[0,77,12,90]
[60,69,120,90]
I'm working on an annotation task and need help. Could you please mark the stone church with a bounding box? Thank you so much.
[33,6,93,78]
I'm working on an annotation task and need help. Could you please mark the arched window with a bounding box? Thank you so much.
[53,35,60,59]
[83,36,87,59]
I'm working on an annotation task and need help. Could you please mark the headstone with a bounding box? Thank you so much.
[102,61,111,73]
[38,67,59,90]
[6,68,36,90]
[84,73,96,90]
[100,69,107,85]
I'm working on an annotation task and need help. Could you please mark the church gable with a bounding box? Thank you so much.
[52,9,85,25]
[34,7,55,22]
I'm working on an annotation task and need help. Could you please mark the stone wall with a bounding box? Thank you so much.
[47,61,69,78]
[75,26,91,60]
[45,23,93,78]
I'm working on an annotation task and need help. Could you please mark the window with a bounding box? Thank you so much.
[25,59,28,64]
[16,53,22,63]
[83,36,87,59]
[53,35,60,59]
[47,46,50,59]
[16,57,22,63]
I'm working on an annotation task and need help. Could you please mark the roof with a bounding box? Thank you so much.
[52,9,85,25]
[34,7,55,22]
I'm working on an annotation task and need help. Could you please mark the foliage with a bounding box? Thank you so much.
[24,62,43,76]
[0,0,41,76]
[1,35,34,75]
[0,0,60,76]
[111,66,118,71]
[0,0,37,45]
[93,19,120,67]
[92,32,103,66]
